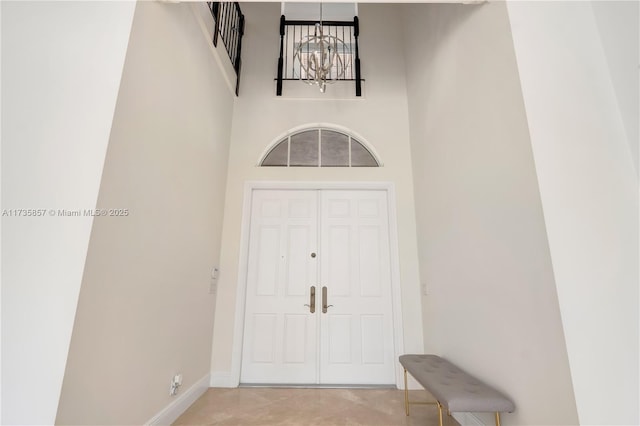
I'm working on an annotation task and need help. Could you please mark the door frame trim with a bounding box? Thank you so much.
[229,181,406,388]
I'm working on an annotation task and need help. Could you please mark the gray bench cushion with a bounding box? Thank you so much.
[400,354,515,413]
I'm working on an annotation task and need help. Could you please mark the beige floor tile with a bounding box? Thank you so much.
[173,388,460,426]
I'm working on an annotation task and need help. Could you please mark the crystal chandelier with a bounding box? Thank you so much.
[293,4,351,93]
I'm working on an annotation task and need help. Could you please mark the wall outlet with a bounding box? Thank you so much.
[169,373,183,396]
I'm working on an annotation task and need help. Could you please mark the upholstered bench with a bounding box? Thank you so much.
[399,354,515,426]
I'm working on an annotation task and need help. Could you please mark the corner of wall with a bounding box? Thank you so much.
[506,1,638,424]
[1,2,136,424]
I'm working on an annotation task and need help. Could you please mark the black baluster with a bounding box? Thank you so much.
[277,15,285,96]
[235,11,244,96]
[354,16,361,97]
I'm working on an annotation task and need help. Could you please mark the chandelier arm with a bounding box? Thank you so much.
[292,3,352,92]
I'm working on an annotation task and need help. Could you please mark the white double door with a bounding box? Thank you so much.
[240,189,396,385]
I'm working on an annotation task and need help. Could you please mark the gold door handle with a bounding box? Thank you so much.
[304,286,316,313]
[322,286,333,313]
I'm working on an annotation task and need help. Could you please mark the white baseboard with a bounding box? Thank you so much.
[210,371,235,387]
[145,373,210,426]
[452,412,486,426]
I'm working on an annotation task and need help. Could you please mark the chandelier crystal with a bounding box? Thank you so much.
[293,5,351,93]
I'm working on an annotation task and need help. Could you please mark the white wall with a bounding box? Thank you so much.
[55,2,235,424]
[1,2,135,424]
[507,2,639,424]
[591,1,639,176]
[209,3,425,386]
[402,3,578,425]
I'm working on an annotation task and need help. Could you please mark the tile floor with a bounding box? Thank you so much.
[173,387,461,425]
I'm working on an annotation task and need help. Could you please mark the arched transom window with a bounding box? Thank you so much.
[260,127,380,167]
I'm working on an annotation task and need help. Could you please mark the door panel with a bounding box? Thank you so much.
[359,226,383,296]
[283,314,309,363]
[328,315,352,364]
[241,189,395,385]
[251,314,276,362]
[286,226,312,296]
[319,190,395,384]
[240,190,318,383]
[255,226,279,296]
[361,314,385,364]
[327,226,351,296]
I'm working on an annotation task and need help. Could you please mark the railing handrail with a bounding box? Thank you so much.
[281,19,357,27]
[207,2,244,96]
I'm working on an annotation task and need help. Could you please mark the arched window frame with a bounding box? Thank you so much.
[258,123,383,167]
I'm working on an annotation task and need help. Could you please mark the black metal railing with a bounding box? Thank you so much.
[276,15,362,97]
[207,2,244,96]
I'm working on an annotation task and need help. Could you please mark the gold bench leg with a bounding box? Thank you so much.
[403,368,409,416]
[436,401,443,426]
[403,368,443,422]
[495,412,501,426]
